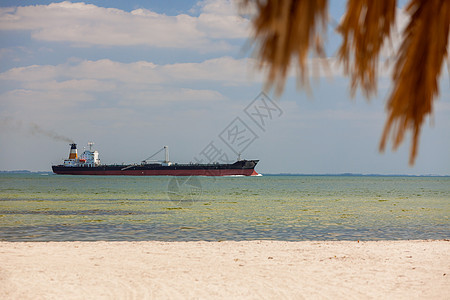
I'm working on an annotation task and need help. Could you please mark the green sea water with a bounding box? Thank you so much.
[0,173,448,241]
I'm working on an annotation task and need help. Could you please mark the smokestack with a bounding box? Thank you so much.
[69,143,78,159]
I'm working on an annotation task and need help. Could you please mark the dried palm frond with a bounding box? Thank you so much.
[241,0,328,95]
[242,0,449,165]
[337,0,396,97]
[379,0,450,165]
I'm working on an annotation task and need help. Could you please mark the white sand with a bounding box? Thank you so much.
[1,240,448,299]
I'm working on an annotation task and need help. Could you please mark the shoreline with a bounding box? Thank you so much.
[1,240,448,299]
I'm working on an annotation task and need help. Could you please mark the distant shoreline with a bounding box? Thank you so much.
[1,170,449,177]
[262,173,450,177]
[0,170,51,174]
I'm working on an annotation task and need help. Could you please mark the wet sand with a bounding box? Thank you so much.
[1,240,448,299]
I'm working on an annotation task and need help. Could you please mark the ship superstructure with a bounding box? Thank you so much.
[63,143,100,167]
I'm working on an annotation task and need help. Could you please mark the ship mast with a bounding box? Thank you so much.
[164,146,169,163]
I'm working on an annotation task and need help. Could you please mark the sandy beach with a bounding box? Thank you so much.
[0,240,448,299]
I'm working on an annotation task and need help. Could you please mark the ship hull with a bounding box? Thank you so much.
[52,160,259,176]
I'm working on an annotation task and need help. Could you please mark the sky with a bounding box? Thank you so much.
[0,0,449,175]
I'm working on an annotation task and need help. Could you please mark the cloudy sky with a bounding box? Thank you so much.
[0,0,449,175]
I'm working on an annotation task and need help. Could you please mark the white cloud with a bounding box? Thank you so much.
[198,0,238,15]
[0,56,260,124]
[23,79,116,92]
[120,88,225,107]
[0,88,95,123]
[197,0,249,39]
[0,64,59,81]
[0,56,261,86]
[162,56,261,84]
[0,1,249,51]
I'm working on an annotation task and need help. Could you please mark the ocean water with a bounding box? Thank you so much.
[0,173,448,241]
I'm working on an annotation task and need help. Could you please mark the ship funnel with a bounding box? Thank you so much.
[69,143,78,159]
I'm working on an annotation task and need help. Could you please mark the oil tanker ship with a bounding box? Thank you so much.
[52,143,259,176]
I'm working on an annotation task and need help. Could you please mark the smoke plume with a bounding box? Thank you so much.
[0,117,74,143]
